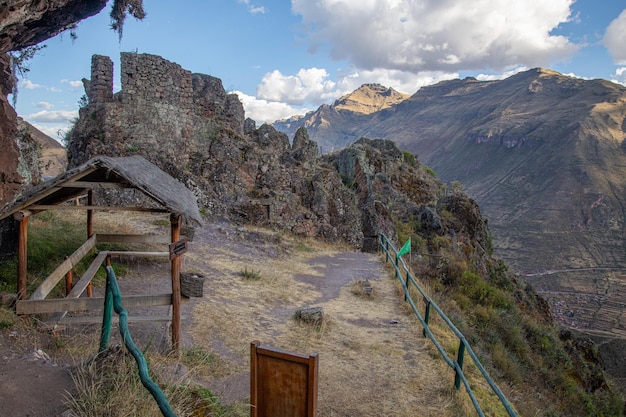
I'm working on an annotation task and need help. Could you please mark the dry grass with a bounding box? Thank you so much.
[5,212,498,416]
[66,346,245,417]
[185,226,466,417]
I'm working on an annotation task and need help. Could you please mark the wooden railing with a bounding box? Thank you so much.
[16,233,172,320]
[380,234,518,417]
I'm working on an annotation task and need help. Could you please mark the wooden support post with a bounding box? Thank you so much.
[17,215,28,301]
[170,213,182,353]
[87,190,94,239]
[65,256,73,296]
[86,190,94,298]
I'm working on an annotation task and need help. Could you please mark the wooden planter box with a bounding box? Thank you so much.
[180,272,205,297]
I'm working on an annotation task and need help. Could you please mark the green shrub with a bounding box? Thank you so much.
[422,165,437,178]
[401,150,417,166]
[240,267,262,280]
[459,270,510,309]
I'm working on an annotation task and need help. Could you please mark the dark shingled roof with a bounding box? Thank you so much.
[0,155,203,226]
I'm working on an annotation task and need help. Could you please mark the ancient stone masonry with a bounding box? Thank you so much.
[87,55,114,103]
[120,53,193,108]
[70,53,241,176]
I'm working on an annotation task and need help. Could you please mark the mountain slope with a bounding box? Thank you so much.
[273,83,409,153]
[369,69,626,275]
[273,69,626,340]
[17,118,67,177]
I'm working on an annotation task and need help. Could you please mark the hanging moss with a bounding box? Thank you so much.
[110,0,146,40]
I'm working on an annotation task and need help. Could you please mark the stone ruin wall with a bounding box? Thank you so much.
[119,53,193,109]
[88,55,114,103]
[78,53,246,170]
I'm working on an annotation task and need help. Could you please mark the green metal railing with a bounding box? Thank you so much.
[99,265,176,417]
[380,234,517,417]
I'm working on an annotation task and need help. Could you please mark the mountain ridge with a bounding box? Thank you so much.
[273,68,626,342]
[273,83,409,153]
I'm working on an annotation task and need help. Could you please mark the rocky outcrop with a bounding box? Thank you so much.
[0,54,22,207]
[0,0,115,209]
[0,0,107,53]
[17,118,67,177]
[67,53,367,247]
[327,138,440,251]
[0,55,40,212]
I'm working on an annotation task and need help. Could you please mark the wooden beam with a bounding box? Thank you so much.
[65,256,73,296]
[17,293,179,315]
[30,235,97,301]
[29,205,170,213]
[17,217,28,300]
[13,210,32,221]
[250,341,259,417]
[106,251,170,258]
[67,251,108,298]
[61,181,131,189]
[97,234,170,244]
[0,166,99,222]
[55,315,172,325]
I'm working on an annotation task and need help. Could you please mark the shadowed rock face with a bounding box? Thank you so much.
[0,0,107,53]
[0,54,21,207]
[0,0,110,208]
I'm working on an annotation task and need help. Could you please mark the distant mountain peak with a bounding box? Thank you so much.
[332,83,410,115]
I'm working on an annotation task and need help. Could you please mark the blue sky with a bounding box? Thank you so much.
[10,0,626,142]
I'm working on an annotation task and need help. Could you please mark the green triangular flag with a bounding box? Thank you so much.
[397,238,411,257]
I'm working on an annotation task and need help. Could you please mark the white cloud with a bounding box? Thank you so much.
[25,109,78,123]
[61,79,84,88]
[20,79,41,90]
[603,9,626,65]
[610,66,626,86]
[291,0,578,72]
[238,0,265,14]
[335,67,459,95]
[475,67,529,81]
[50,87,61,93]
[36,101,54,110]
[256,68,339,106]
[233,90,309,124]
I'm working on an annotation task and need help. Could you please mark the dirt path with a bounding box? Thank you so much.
[0,220,458,416]
[181,222,458,416]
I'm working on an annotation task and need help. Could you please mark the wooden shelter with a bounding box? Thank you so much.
[0,155,203,351]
